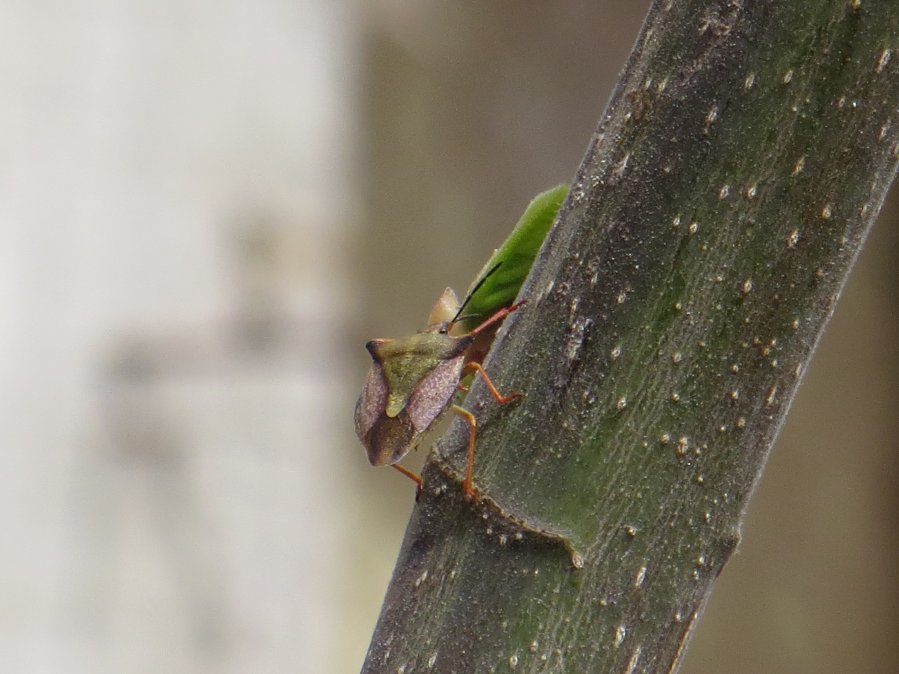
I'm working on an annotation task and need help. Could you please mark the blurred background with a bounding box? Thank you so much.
[1,2,896,673]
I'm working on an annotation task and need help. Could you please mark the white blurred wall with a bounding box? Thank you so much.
[0,2,360,672]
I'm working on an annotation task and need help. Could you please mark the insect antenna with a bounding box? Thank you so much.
[451,262,502,325]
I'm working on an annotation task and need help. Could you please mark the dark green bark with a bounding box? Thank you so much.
[362,1,899,672]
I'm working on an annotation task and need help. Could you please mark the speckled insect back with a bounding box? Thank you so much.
[355,310,474,467]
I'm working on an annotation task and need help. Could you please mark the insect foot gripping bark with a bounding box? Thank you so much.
[354,288,523,500]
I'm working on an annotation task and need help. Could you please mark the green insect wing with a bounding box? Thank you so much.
[456,184,568,332]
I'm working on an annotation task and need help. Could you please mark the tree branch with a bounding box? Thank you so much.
[362,2,899,672]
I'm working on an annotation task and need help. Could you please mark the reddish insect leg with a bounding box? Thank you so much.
[453,365,521,500]
[452,405,479,500]
[463,362,522,404]
[390,463,422,489]
[464,300,527,338]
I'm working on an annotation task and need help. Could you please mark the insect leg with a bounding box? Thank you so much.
[464,300,527,338]
[452,364,522,499]
[463,362,521,404]
[390,463,422,489]
[451,405,478,500]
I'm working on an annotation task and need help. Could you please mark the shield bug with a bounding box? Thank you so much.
[354,185,568,498]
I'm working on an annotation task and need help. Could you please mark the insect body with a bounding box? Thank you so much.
[354,185,568,498]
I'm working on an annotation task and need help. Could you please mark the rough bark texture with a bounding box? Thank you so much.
[362,1,899,672]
